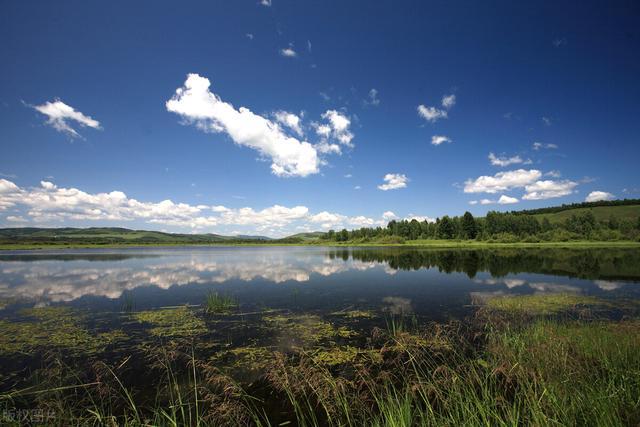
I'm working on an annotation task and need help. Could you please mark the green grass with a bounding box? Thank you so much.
[481,293,602,315]
[534,204,640,224]
[204,292,238,314]
[2,239,639,250]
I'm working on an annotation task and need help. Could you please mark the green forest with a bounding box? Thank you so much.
[322,200,640,243]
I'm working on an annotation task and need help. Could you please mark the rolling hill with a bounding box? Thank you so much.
[0,227,272,245]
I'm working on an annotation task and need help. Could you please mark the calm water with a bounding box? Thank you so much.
[1,246,639,393]
[1,246,639,316]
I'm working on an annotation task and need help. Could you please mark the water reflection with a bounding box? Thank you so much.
[0,247,638,306]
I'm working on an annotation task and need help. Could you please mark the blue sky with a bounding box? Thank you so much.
[1,0,639,236]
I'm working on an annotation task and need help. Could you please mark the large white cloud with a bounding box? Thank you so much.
[166,74,327,177]
[522,180,578,200]
[464,169,542,194]
[32,100,101,138]
[378,173,409,191]
[0,179,392,236]
[585,191,615,202]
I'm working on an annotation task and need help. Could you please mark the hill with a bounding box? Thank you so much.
[531,204,640,224]
[0,227,272,246]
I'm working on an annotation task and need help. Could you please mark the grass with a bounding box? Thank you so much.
[480,292,602,315]
[2,294,640,425]
[204,292,237,314]
[2,239,640,250]
[534,204,640,224]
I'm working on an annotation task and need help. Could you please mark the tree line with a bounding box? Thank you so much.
[322,209,640,243]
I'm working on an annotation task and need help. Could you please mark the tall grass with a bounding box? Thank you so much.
[2,303,639,425]
[204,292,237,314]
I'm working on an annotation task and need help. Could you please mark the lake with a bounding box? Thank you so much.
[1,246,639,423]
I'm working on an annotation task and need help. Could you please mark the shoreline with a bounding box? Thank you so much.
[1,240,639,251]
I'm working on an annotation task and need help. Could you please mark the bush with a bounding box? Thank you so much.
[373,235,405,244]
[492,233,519,243]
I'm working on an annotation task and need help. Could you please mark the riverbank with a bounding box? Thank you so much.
[1,239,640,250]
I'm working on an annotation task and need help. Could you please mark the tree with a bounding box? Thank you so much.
[437,216,455,239]
[461,211,478,239]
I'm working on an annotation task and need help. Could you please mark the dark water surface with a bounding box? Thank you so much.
[1,246,639,394]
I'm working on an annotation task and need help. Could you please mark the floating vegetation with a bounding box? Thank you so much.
[0,307,126,356]
[211,345,276,372]
[480,293,602,316]
[331,309,376,319]
[263,314,357,348]
[133,306,206,338]
[204,291,237,314]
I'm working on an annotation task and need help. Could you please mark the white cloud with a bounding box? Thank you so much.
[246,33,254,40]
[545,170,562,178]
[378,173,409,191]
[498,195,519,204]
[417,105,448,123]
[417,93,456,123]
[166,73,325,177]
[280,47,297,57]
[382,211,398,220]
[480,199,493,205]
[488,152,523,167]
[32,100,101,138]
[406,214,436,223]
[585,191,615,202]
[542,116,552,126]
[441,94,456,109]
[522,180,578,200]
[313,110,354,152]
[260,0,271,6]
[365,88,380,106]
[431,135,452,146]
[354,185,361,190]
[468,200,478,205]
[532,142,558,150]
[0,179,392,236]
[274,111,303,136]
[464,169,542,194]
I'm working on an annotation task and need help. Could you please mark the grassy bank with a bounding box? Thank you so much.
[1,294,639,425]
[1,239,640,250]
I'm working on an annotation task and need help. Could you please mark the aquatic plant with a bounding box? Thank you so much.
[0,307,127,356]
[133,306,206,338]
[204,291,238,314]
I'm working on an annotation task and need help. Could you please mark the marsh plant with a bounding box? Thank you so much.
[204,291,238,314]
[1,294,639,425]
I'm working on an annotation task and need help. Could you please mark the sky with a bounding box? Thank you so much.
[1,0,639,237]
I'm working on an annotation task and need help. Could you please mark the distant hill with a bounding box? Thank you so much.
[0,227,273,245]
[530,204,640,224]
[285,232,326,241]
